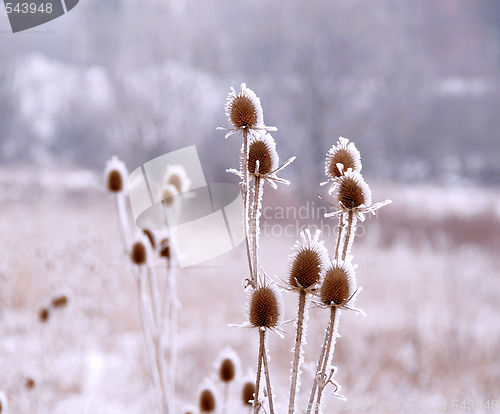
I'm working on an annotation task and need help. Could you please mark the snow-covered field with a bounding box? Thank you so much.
[1,172,499,413]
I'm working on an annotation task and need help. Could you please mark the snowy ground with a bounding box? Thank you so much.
[1,170,499,413]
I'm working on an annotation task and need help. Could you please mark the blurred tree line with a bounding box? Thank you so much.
[0,0,499,187]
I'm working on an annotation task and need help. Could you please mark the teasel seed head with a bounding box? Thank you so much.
[225,83,264,132]
[320,261,357,308]
[159,238,170,260]
[199,387,217,413]
[51,295,68,308]
[25,377,35,390]
[288,229,329,291]
[160,183,179,207]
[39,307,50,323]
[325,137,362,180]
[217,347,240,383]
[247,133,278,177]
[162,164,192,194]
[130,233,151,266]
[247,283,283,330]
[104,156,128,194]
[241,381,256,405]
[332,170,372,209]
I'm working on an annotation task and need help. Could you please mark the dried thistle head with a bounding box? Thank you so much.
[130,233,151,266]
[247,133,278,177]
[241,381,256,406]
[159,238,170,260]
[247,282,283,330]
[199,387,217,413]
[217,347,240,383]
[51,295,68,308]
[332,170,372,209]
[289,229,328,292]
[159,183,179,207]
[39,307,50,323]
[225,83,264,132]
[163,164,191,194]
[325,137,361,180]
[104,156,128,194]
[320,261,357,308]
[25,377,35,390]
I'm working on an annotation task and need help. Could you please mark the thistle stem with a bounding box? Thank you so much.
[288,290,307,414]
[306,312,333,414]
[334,213,344,261]
[114,193,131,253]
[223,382,230,414]
[261,330,275,414]
[253,329,265,414]
[251,176,262,282]
[242,129,255,285]
[315,307,338,414]
[341,210,355,262]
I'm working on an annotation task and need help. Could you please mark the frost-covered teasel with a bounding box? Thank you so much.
[322,137,362,190]
[162,164,191,194]
[219,83,276,139]
[287,229,329,414]
[217,347,240,383]
[320,260,360,311]
[241,380,256,406]
[247,282,284,331]
[227,133,295,190]
[326,170,390,222]
[199,383,217,413]
[288,229,329,292]
[104,155,128,194]
[130,233,151,266]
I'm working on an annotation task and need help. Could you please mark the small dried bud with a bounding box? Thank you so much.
[241,381,256,406]
[51,295,68,308]
[107,170,123,192]
[199,388,216,413]
[39,307,50,323]
[130,240,147,265]
[26,377,35,390]
[163,165,191,194]
[160,184,178,207]
[249,285,282,329]
[219,358,235,383]
[104,156,128,194]
[320,262,356,307]
[159,238,170,259]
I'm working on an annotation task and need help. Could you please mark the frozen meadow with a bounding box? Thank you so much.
[0,169,499,413]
